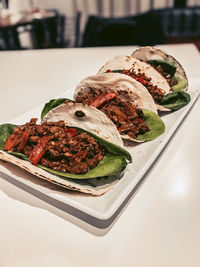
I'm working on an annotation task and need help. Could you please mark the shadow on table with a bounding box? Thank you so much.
[0,158,151,236]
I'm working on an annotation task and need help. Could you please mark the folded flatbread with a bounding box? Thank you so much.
[132,45,188,91]
[74,72,165,142]
[42,100,123,147]
[0,103,131,196]
[98,51,190,111]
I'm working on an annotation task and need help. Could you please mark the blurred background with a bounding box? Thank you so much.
[0,0,200,50]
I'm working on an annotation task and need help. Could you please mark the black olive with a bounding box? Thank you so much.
[75,110,85,118]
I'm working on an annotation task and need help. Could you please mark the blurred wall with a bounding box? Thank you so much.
[8,0,200,47]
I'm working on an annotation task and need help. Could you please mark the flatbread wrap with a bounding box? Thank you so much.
[0,105,131,196]
[98,52,190,111]
[132,46,188,91]
[74,72,165,142]
[41,98,123,147]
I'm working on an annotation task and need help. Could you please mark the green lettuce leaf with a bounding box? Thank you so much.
[40,154,127,179]
[41,98,67,120]
[172,76,187,91]
[0,123,16,150]
[0,124,131,179]
[136,109,165,141]
[159,91,190,111]
[147,60,177,77]
[107,69,122,73]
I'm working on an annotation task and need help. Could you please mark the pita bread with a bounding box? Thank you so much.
[131,46,188,91]
[0,102,131,195]
[0,150,121,196]
[43,101,123,147]
[74,72,163,142]
[74,72,157,114]
[98,55,173,111]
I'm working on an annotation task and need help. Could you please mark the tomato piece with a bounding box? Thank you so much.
[75,150,88,159]
[135,76,148,85]
[65,128,77,137]
[29,136,51,165]
[106,69,112,73]
[3,134,20,151]
[18,129,29,151]
[114,109,128,120]
[133,118,144,125]
[90,92,117,108]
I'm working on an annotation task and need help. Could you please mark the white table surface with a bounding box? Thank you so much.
[0,44,200,267]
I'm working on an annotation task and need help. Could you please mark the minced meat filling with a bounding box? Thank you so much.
[106,69,165,103]
[3,119,105,174]
[155,65,178,87]
[75,89,149,139]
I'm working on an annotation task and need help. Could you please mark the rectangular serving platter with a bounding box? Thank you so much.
[0,77,199,227]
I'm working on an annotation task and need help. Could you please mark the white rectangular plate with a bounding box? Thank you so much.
[0,78,199,227]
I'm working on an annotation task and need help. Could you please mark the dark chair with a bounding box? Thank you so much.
[0,24,22,50]
[145,7,200,46]
[0,11,66,50]
[31,14,65,49]
[32,11,81,49]
[82,15,139,47]
[133,12,165,45]
[81,7,200,48]
[81,13,165,47]
[74,11,81,47]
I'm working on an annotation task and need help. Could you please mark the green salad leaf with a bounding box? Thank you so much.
[0,123,16,150]
[147,60,177,77]
[137,109,165,141]
[0,124,131,179]
[172,76,187,92]
[41,98,67,120]
[159,91,191,111]
[107,69,122,73]
[40,154,127,179]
